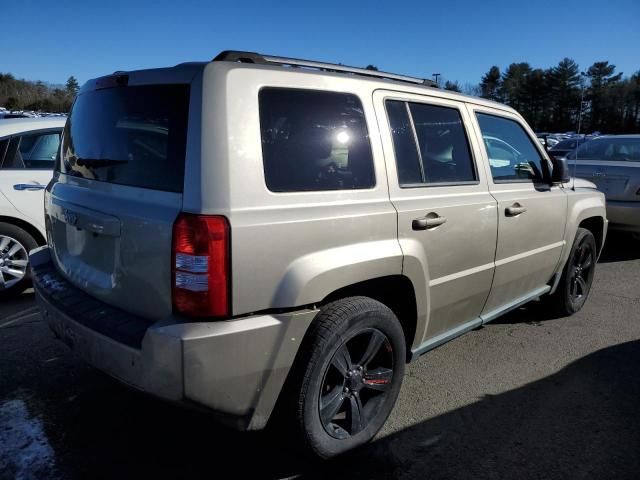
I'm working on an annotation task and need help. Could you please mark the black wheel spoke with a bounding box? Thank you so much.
[363,367,393,391]
[348,394,365,434]
[582,253,593,270]
[320,385,345,426]
[319,327,395,439]
[358,330,386,367]
[331,344,352,375]
[578,245,587,265]
[576,276,587,295]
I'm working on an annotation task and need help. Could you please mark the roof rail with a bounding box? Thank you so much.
[212,50,438,88]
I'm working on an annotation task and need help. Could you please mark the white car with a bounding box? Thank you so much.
[0,117,65,296]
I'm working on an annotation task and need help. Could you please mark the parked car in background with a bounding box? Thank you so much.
[0,117,65,295]
[549,137,591,159]
[568,135,640,238]
[31,51,606,458]
[536,133,560,148]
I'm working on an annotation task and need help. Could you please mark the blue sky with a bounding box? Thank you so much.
[1,0,638,87]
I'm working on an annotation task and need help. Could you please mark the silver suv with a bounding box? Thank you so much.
[31,51,607,458]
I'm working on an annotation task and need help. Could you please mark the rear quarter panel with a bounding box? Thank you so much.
[195,64,402,316]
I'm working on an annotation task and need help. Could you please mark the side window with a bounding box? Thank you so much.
[2,131,61,169]
[385,100,422,185]
[603,138,640,161]
[476,113,546,182]
[259,88,375,192]
[386,100,477,186]
[409,103,476,184]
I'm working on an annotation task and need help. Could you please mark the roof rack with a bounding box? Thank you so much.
[212,50,438,88]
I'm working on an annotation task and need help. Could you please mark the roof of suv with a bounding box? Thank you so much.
[0,117,66,136]
[89,50,517,116]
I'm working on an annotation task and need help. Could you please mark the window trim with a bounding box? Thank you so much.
[0,128,63,171]
[474,110,551,185]
[384,97,480,189]
[258,86,377,193]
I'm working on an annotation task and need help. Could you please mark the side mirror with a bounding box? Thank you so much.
[551,156,570,184]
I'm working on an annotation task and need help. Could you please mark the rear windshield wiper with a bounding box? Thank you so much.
[76,158,129,167]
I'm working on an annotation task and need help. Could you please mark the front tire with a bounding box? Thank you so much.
[292,297,405,458]
[545,228,597,316]
[0,222,37,298]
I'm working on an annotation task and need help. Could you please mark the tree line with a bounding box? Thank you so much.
[448,59,639,134]
[0,74,79,113]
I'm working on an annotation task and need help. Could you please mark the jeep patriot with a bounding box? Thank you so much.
[31,51,607,458]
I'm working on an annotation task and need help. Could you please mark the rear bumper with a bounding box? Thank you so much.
[607,201,640,233]
[30,246,317,430]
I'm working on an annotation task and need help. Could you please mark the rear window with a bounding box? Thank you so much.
[60,84,190,192]
[259,88,375,192]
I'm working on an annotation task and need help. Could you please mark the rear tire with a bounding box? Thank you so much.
[0,222,38,298]
[290,297,405,458]
[544,228,597,316]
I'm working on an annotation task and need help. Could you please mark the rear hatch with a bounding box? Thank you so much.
[46,66,201,320]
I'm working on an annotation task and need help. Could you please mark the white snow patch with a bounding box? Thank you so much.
[0,399,57,480]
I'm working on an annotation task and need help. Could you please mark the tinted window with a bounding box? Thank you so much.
[2,131,60,169]
[61,84,190,192]
[476,113,546,182]
[409,103,476,184]
[385,100,423,185]
[569,137,640,161]
[259,88,375,192]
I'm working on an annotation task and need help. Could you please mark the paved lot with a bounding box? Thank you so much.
[1,233,639,480]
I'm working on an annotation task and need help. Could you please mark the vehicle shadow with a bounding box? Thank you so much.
[28,339,640,479]
[332,340,640,479]
[0,289,37,321]
[598,231,640,263]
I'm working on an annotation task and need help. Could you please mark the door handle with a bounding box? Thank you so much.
[13,184,46,191]
[505,203,527,217]
[412,213,447,230]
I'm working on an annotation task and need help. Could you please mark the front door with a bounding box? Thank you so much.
[374,90,498,345]
[0,129,61,230]
[469,107,567,318]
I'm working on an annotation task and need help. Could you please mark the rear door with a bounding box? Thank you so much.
[46,73,195,320]
[0,129,61,230]
[470,106,567,317]
[374,90,498,342]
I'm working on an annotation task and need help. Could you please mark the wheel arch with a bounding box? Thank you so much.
[0,215,46,246]
[322,275,418,363]
[578,216,605,256]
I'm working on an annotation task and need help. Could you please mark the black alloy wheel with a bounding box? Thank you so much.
[319,328,394,439]
[286,296,405,458]
[569,238,595,304]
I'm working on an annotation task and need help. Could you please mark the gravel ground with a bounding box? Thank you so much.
[1,232,639,480]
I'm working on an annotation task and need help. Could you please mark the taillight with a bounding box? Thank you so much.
[172,213,230,317]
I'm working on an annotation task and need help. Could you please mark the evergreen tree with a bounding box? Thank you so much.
[584,61,623,131]
[444,80,462,92]
[549,58,582,131]
[479,66,502,101]
[65,76,80,97]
